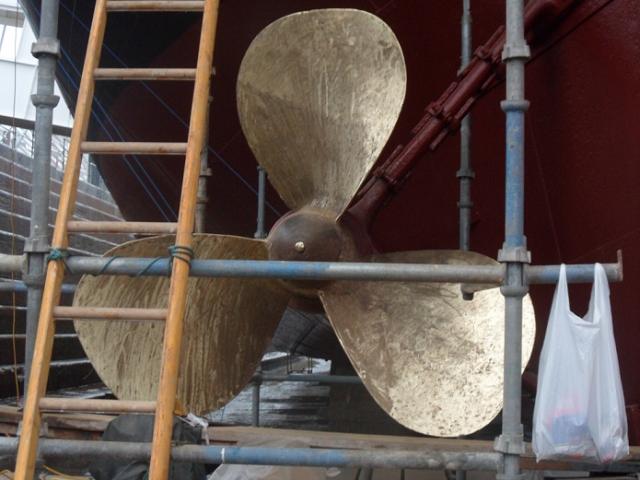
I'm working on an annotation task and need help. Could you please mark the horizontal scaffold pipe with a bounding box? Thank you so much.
[0,254,24,274]
[0,438,500,470]
[63,255,623,285]
[0,281,75,294]
[68,257,502,282]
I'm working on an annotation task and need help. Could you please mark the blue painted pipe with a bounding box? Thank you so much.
[62,256,622,285]
[503,106,527,249]
[0,281,76,295]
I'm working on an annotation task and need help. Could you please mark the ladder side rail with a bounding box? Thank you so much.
[13,0,109,477]
[148,0,220,477]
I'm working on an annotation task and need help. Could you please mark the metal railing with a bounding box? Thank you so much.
[0,118,104,189]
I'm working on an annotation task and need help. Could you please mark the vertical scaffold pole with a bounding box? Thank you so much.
[195,96,212,234]
[496,1,530,480]
[251,373,261,426]
[254,166,266,239]
[458,0,474,255]
[23,0,61,391]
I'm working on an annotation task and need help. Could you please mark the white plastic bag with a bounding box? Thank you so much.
[532,263,628,463]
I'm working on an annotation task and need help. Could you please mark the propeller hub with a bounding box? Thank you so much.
[267,208,343,264]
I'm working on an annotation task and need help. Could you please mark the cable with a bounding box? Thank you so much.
[134,256,167,277]
[57,1,282,217]
[47,248,73,274]
[135,81,283,217]
[43,464,88,479]
[57,48,177,221]
[8,0,21,404]
[25,1,178,222]
[168,244,194,265]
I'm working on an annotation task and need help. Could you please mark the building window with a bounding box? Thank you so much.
[0,24,22,61]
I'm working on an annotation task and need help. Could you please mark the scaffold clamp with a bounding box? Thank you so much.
[494,431,525,455]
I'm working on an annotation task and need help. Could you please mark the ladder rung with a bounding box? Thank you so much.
[67,221,178,234]
[53,306,168,321]
[106,1,204,12]
[40,397,156,413]
[94,68,197,81]
[81,141,187,155]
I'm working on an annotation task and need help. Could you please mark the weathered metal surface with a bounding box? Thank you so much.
[237,9,406,215]
[320,250,536,437]
[73,234,290,414]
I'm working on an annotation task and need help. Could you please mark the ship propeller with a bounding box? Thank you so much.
[73,9,535,436]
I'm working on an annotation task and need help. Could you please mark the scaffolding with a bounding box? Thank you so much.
[0,0,633,478]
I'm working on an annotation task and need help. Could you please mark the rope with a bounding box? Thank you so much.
[95,255,119,276]
[47,248,73,274]
[169,245,195,266]
[43,464,88,479]
[135,256,166,278]
[92,245,194,279]
[46,248,68,262]
[92,255,166,277]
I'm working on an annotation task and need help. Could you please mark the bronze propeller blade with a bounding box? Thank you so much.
[237,8,406,216]
[73,235,290,414]
[319,250,536,436]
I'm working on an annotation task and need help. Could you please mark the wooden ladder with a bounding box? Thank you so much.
[13,0,220,478]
